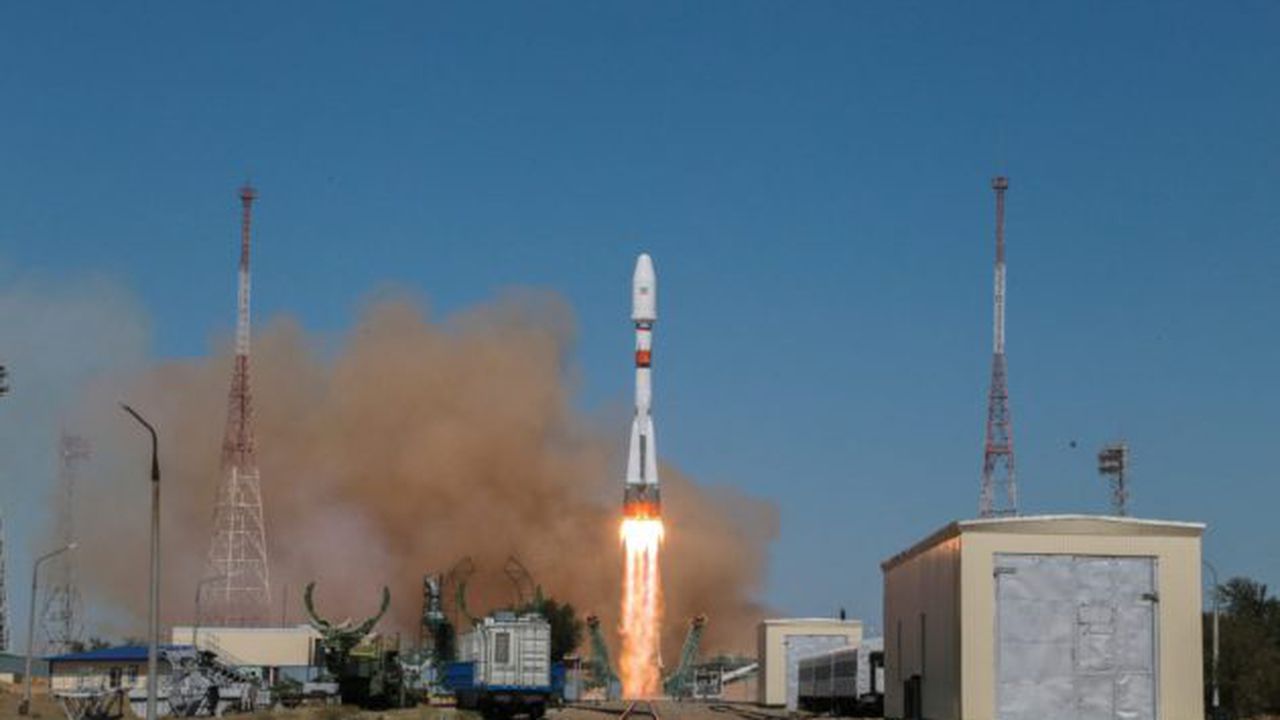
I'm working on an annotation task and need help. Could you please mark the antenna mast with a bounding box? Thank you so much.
[1098,442,1130,516]
[0,363,10,650]
[206,182,272,624]
[40,434,88,654]
[980,176,1018,517]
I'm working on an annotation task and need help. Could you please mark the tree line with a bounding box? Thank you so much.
[1206,577,1280,718]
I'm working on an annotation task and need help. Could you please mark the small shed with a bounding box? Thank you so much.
[756,617,862,708]
[881,515,1204,720]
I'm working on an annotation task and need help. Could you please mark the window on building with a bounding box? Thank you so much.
[495,632,512,664]
[109,667,122,689]
[127,665,140,685]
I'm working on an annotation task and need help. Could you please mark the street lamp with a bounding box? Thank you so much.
[192,575,226,648]
[122,403,160,720]
[21,543,77,715]
[1203,559,1221,719]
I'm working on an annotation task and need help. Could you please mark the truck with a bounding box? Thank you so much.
[445,613,552,720]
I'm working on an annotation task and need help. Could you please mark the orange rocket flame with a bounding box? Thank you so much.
[619,514,664,698]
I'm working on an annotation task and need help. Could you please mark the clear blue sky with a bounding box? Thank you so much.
[2,2,1278,638]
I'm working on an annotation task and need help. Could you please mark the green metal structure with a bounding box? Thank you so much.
[662,615,707,698]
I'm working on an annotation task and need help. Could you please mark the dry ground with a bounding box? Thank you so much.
[0,687,844,720]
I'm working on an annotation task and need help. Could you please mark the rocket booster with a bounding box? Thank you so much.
[624,253,660,518]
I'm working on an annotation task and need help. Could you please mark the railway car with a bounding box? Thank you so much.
[796,646,883,717]
[446,613,552,719]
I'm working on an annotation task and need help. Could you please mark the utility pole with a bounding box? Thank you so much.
[980,177,1018,517]
[20,544,76,716]
[1203,560,1221,719]
[121,403,160,720]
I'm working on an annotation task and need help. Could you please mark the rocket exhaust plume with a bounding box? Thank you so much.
[14,267,777,656]
[620,253,663,697]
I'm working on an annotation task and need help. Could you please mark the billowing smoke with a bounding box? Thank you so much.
[68,291,776,656]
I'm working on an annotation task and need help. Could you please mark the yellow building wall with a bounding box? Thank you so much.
[883,534,963,720]
[756,619,862,706]
[171,625,319,667]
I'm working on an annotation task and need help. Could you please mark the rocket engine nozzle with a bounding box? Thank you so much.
[623,485,661,520]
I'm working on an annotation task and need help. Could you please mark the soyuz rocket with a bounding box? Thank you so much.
[623,253,660,519]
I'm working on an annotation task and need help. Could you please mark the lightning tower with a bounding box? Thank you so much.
[0,492,8,651]
[206,183,272,624]
[40,434,88,654]
[0,364,9,650]
[979,176,1018,518]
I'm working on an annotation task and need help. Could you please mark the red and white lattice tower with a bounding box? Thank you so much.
[206,183,272,624]
[980,176,1019,518]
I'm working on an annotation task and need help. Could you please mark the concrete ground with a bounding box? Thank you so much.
[1,687,864,720]
[552,701,817,720]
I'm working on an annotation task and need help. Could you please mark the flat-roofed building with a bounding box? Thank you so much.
[47,645,178,694]
[170,625,320,682]
[882,515,1204,720]
[756,617,862,708]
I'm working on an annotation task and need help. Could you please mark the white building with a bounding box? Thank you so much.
[47,645,172,694]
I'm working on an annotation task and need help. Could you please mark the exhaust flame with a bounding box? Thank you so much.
[620,515,664,698]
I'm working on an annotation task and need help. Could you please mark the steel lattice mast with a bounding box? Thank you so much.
[0,364,9,650]
[980,176,1018,518]
[206,183,271,625]
[0,494,8,651]
[40,434,88,654]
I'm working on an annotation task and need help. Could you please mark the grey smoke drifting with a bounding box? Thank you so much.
[72,292,777,656]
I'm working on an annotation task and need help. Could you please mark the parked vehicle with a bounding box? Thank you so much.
[445,613,552,719]
[797,645,884,717]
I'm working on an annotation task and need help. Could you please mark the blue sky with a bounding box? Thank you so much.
[2,1,1278,639]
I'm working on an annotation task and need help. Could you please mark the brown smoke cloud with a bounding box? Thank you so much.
[71,291,777,657]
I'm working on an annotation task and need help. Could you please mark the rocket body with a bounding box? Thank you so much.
[624,253,660,518]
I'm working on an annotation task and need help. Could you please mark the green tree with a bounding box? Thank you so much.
[513,594,583,662]
[539,598,584,662]
[1205,577,1280,718]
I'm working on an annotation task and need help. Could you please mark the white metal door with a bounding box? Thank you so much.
[995,554,1157,720]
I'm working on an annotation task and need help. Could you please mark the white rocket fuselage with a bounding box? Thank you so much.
[624,253,660,518]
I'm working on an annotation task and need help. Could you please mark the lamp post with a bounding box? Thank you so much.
[122,403,160,720]
[20,543,77,715]
[1203,559,1221,719]
[192,575,225,648]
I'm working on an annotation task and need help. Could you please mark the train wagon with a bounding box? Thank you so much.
[797,645,884,717]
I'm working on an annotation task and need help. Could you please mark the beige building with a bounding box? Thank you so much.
[756,617,862,708]
[171,625,319,681]
[882,515,1204,720]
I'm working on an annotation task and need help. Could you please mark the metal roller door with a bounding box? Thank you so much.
[995,554,1157,720]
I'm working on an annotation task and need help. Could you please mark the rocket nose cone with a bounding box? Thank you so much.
[634,253,655,284]
[632,253,657,321]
